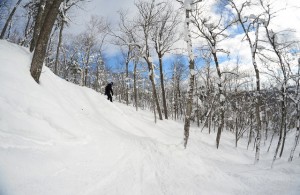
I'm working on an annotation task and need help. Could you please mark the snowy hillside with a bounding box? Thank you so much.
[0,40,299,195]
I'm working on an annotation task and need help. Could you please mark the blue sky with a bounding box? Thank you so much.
[3,0,299,82]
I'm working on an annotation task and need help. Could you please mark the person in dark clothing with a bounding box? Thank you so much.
[105,82,114,102]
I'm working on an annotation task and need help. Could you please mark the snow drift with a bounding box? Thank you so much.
[0,40,300,195]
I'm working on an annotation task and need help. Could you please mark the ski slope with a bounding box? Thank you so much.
[0,40,299,195]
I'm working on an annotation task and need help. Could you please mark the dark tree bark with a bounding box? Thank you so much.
[133,58,138,111]
[135,0,163,121]
[125,53,130,106]
[146,59,163,121]
[30,0,63,83]
[158,53,168,119]
[54,19,64,75]
[247,112,253,150]
[289,58,300,162]
[151,3,179,120]
[30,0,47,52]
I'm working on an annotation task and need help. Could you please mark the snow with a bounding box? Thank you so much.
[184,0,192,10]
[190,69,196,76]
[1,40,300,195]
[220,94,226,102]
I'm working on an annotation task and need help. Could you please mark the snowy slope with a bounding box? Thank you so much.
[0,40,299,195]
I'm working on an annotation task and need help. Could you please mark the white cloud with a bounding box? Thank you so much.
[67,0,136,33]
[67,0,300,71]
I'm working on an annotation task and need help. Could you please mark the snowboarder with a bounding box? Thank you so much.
[105,82,114,102]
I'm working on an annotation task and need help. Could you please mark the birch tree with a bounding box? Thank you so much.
[175,0,202,148]
[191,2,235,148]
[227,0,263,163]
[257,0,299,165]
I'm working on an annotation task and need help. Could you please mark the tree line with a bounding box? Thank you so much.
[0,0,299,165]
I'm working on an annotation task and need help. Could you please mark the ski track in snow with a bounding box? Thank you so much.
[0,40,300,195]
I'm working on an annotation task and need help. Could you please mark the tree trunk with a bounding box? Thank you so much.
[125,57,129,106]
[208,113,212,134]
[289,101,300,161]
[272,130,282,168]
[252,24,262,164]
[133,59,138,111]
[20,13,32,46]
[152,92,157,123]
[30,0,63,83]
[289,59,300,162]
[247,113,253,150]
[184,65,195,148]
[30,0,47,52]
[279,85,287,157]
[83,47,91,86]
[216,108,225,149]
[268,131,276,152]
[212,50,225,149]
[54,19,64,75]
[158,53,168,119]
[195,81,200,127]
[149,65,163,120]
[235,5,262,162]
[0,0,23,39]
[235,116,238,147]
[183,6,196,148]
[264,106,269,145]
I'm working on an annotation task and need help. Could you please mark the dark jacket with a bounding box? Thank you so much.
[105,83,113,96]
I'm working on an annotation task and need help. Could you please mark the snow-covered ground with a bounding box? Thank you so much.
[0,40,299,195]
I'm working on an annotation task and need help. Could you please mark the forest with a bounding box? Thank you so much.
[0,0,299,167]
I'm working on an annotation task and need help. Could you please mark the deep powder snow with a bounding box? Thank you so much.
[0,40,300,195]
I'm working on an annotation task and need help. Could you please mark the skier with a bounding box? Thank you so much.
[105,82,114,102]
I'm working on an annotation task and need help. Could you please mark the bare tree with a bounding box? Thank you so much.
[0,0,10,21]
[170,55,187,121]
[197,49,217,134]
[77,16,109,86]
[289,57,300,162]
[255,0,299,166]
[191,2,235,148]
[19,1,37,46]
[175,0,202,148]
[227,0,263,163]
[109,10,138,105]
[30,0,63,83]
[53,0,85,75]
[134,0,163,120]
[151,1,180,119]
[0,0,23,39]
[133,56,139,111]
